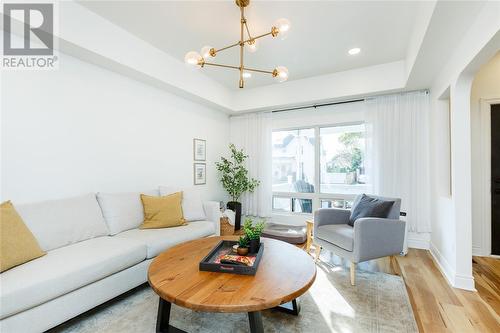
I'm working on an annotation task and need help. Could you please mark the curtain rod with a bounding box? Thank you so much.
[271,99,365,114]
[269,89,429,114]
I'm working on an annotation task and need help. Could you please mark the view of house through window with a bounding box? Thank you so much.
[320,124,366,194]
[272,128,315,213]
[272,123,367,214]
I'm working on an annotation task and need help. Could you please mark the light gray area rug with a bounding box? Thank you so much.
[50,262,418,333]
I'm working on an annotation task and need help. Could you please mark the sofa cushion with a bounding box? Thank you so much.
[0,236,146,319]
[114,221,214,258]
[0,201,46,272]
[316,224,354,251]
[140,193,186,229]
[348,194,395,226]
[97,189,159,235]
[261,223,307,244]
[15,194,109,251]
[159,186,206,222]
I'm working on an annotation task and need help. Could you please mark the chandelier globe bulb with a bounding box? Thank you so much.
[273,18,291,40]
[273,66,289,82]
[184,51,202,67]
[201,46,215,58]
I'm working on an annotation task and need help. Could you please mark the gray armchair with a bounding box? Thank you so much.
[313,195,405,285]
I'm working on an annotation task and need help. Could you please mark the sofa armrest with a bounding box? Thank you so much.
[353,218,405,262]
[313,208,350,235]
[203,201,221,236]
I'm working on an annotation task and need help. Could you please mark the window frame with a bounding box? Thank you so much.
[272,121,366,215]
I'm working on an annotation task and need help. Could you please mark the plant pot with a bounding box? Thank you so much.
[237,247,249,256]
[249,238,260,254]
[227,201,242,230]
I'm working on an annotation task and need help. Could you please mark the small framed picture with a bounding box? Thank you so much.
[193,138,206,161]
[194,163,206,185]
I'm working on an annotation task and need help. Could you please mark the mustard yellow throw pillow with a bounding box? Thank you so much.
[140,192,186,229]
[1,201,45,272]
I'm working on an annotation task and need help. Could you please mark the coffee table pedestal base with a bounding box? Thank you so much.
[274,298,300,315]
[157,298,268,333]
[156,298,186,333]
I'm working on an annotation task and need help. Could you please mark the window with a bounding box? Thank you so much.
[272,197,313,213]
[272,123,367,214]
[320,124,366,194]
[320,198,354,210]
[272,128,315,193]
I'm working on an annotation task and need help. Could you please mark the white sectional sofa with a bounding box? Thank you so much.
[0,189,221,333]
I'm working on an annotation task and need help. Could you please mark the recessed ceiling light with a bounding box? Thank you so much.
[242,72,252,79]
[348,48,361,55]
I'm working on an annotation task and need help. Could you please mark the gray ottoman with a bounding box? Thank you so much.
[261,223,307,244]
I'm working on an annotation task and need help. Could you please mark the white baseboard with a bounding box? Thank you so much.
[407,232,430,249]
[472,245,484,256]
[454,274,476,291]
[429,242,476,291]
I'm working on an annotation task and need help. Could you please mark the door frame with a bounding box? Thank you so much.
[479,97,500,256]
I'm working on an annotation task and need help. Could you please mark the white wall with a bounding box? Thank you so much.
[429,1,500,290]
[1,51,230,203]
[471,52,500,255]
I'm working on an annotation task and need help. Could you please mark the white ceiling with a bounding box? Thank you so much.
[79,1,419,90]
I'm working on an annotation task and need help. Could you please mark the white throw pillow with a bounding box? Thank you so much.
[96,189,159,235]
[159,186,206,222]
[15,193,109,252]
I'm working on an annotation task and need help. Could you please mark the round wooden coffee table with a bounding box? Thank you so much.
[148,236,316,333]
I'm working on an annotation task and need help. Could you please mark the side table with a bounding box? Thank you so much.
[305,219,314,254]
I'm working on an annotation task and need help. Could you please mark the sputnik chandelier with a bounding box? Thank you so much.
[184,0,290,88]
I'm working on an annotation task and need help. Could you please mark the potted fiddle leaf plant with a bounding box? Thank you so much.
[243,218,265,254]
[215,144,260,230]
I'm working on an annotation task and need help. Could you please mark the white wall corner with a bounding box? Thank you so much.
[407,232,430,250]
[404,0,437,79]
[430,242,476,291]
[430,242,456,287]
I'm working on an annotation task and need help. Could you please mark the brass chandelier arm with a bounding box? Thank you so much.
[244,20,252,40]
[203,62,241,71]
[243,67,274,75]
[212,31,274,56]
[213,42,240,54]
[203,62,274,75]
[248,31,273,41]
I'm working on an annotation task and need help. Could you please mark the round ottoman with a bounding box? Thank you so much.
[261,223,307,244]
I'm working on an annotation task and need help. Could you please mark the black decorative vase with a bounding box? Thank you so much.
[249,238,260,254]
[227,201,242,230]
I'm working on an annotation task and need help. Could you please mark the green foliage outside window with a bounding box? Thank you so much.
[327,132,364,173]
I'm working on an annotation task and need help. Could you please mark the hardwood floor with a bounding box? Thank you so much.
[220,223,500,332]
[323,249,500,332]
[395,251,500,332]
[473,256,500,317]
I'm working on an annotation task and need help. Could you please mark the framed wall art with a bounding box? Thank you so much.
[193,138,206,161]
[194,163,206,185]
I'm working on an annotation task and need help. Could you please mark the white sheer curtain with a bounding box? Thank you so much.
[229,112,272,217]
[365,91,431,233]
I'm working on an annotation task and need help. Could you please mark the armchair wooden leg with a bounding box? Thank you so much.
[315,245,322,262]
[350,262,356,286]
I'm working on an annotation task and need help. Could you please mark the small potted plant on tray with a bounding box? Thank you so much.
[243,218,265,254]
[237,236,249,256]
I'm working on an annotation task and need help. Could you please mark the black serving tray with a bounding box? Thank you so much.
[199,240,264,275]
